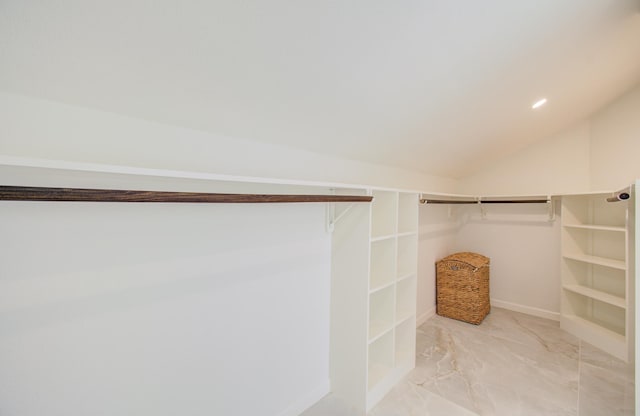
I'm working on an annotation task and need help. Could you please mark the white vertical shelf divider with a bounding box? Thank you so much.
[629,179,640,415]
[329,190,419,413]
[560,189,635,362]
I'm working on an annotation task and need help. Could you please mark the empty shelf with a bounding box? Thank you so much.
[563,224,626,233]
[562,285,625,309]
[562,254,626,270]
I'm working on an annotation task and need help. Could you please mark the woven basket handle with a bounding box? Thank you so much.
[449,264,479,272]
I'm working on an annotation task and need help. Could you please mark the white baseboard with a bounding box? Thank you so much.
[416,306,436,327]
[278,379,330,416]
[491,298,560,321]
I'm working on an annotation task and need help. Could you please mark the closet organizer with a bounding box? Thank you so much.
[560,189,635,362]
[1,157,636,411]
[421,187,636,363]
[0,156,419,414]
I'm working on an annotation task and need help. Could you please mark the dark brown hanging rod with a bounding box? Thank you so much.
[0,186,373,204]
[420,198,549,205]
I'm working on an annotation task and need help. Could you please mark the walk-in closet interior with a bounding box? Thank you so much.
[1,2,640,416]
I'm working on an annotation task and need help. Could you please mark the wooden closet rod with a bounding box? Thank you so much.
[420,198,549,205]
[0,186,373,204]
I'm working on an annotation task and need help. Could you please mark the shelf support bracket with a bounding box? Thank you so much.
[547,197,556,222]
[326,203,356,232]
[477,198,487,219]
[326,202,334,233]
[326,187,368,232]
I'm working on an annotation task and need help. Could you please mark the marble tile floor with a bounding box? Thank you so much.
[302,307,634,416]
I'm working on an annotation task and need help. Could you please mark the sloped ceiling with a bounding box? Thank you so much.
[1,0,639,178]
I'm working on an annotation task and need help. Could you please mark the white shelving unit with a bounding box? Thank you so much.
[330,190,419,413]
[1,157,421,414]
[560,191,635,362]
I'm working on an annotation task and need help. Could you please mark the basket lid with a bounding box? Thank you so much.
[440,252,489,268]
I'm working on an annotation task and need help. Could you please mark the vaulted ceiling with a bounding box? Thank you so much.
[1,1,639,178]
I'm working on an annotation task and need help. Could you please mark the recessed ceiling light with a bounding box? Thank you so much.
[532,98,547,109]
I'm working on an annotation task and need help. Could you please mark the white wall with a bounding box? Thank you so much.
[0,90,459,416]
[0,198,330,416]
[417,203,561,322]
[1,72,636,416]
[456,122,591,196]
[416,205,459,324]
[446,84,640,321]
[0,92,456,193]
[452,204,561,319]
[590,84,640,190]
[458,82,640,195]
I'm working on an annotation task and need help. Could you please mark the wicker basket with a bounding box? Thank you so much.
[436,252,490,325]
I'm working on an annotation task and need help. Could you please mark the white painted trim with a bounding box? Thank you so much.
[278,379,330,416]
[416,306,436,327]
[491,298,560,321]
[635,179,639,416]
[0,155,423,194]
[1,155,624,198]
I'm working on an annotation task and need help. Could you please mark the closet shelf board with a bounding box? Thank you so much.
[562,254,626,270]
[397,273,416,282]
[563,224,626,233]
[395,312,414,327]
[370,234,396,243]
[562,284,626,309]
[368,324,394,345]
[369,280,395,295]
[367,364,391,391]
